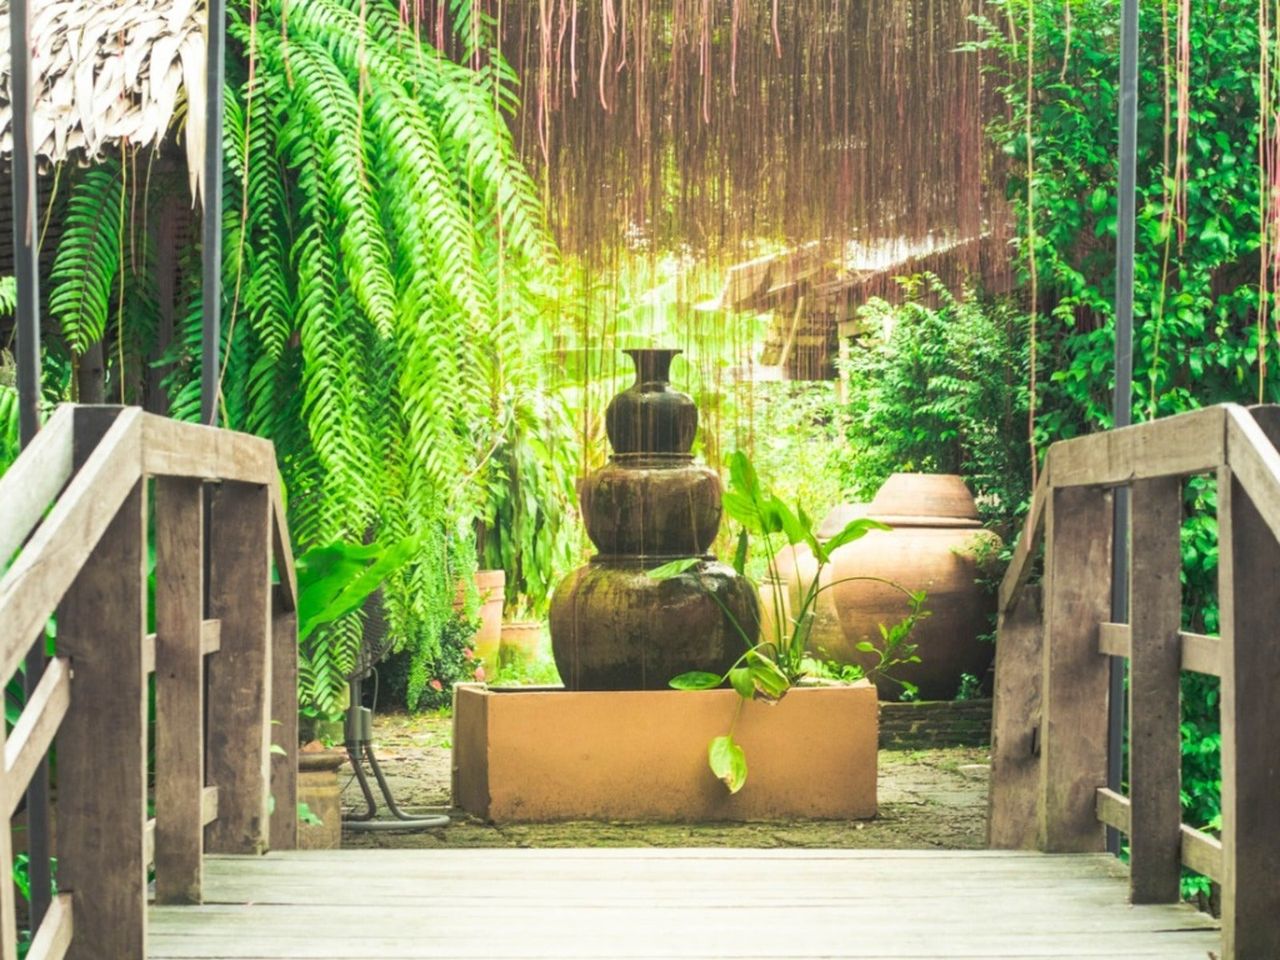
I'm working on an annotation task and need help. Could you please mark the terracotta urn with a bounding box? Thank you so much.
[298,747,347,850]
[499,620,545,669]
[832,474,998,699]
[781,475,999,700]
[550,348,758,690]
[455,569,505,677]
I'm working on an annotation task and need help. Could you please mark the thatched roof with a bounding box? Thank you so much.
[0,0,207,202]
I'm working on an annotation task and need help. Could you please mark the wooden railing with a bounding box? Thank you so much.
[0,405,299,960]
[988,403,1280,960]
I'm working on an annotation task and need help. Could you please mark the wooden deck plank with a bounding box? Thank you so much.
[148,850,1219,959]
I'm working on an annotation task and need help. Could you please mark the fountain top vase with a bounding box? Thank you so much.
[605,348,698,456]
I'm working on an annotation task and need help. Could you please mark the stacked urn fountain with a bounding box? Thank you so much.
[550,349,758,690]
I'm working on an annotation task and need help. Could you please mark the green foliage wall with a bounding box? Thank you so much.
[975,0,1272,893]
[839,278,1031,538]
[33,0,573,719]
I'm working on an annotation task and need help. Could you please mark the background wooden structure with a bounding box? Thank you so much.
[0,404,298,960]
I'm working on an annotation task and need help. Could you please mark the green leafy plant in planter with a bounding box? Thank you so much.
[295,532,421,728]
[651,450,927,793]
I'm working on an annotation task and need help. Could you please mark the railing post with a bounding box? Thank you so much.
[154,476,207,902]
[0,724,15,960]
[988,585,1043,849]
[1126,476,1183,903]
[270,596,299,850]
[1218,460,1280,959]
[1038,484,1113,852]
[206,481,273,854]
[56,477,147,959]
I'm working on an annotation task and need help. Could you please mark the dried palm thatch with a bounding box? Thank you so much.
[0,0,207,203]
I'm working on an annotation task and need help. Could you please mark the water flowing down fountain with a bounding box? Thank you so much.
[549,348,758,690]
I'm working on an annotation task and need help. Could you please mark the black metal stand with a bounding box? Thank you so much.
[342,676,449,831]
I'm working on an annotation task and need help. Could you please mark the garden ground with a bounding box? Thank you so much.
[339,712,990,850]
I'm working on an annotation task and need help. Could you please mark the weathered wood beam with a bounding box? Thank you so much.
[0,409,142,685]
[1126,476,1183,903]
[988,585,1043,850]
[1047,405,1226,488]
[997,464,1050,614]
[205,482,273,855]
[1218,454,1280,959]
[154,476,207,904]
[1,657,71,816]
[1096,624,1221,677]
[24,893,72,960]
[0,404,74,565]
[56,478,148,960]
[1038,486,1112,853]
[141,413,276,483]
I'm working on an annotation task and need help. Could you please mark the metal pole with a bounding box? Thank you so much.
[201,0,226,425]
[1108,0,1141,856]
[8,0,53,928]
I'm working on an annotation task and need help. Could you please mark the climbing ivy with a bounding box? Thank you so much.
[973,0,1274,896]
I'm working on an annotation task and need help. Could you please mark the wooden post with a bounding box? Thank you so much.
[56,478,148,960]
[1219,458,1280,959]
[1126,476,1183,903]
[154,476,206,903]
[988,585,1043,850]
[0,724,16,960]
[1038,485,1113,852]
[269,601,299,850]
[205,481,273,855]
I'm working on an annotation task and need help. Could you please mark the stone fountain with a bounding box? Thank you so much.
[549,348,758,690]
[452,348,876,824]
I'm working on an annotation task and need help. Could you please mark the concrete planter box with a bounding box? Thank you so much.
[452,681,877,822]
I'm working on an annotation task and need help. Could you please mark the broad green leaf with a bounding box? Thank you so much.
[669,671,723,691]
[824,518,892,554]
[297,534,420,641]
[722,488,764,532]
[709,734,748,793]
[772,498,812,549]
[746,653,792,700]
[727,450,762,501]
[732,528,749,576]
[647,557,701,580]
[729,667,754,699]
[855,640,878,653]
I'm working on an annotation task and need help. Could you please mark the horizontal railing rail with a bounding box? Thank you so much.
[0,405,298,960]
[989,403,1280,960]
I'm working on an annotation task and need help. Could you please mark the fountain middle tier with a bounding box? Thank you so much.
[580,454,722,558]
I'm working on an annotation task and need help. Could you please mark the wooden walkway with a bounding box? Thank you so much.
[149,848,1220,959]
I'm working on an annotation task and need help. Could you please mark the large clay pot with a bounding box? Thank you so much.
[821,474,1000,700]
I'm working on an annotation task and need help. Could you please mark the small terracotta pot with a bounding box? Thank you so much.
[298,748,347,850]
[500,620,545,669]
[454,570,505,677]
